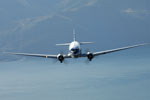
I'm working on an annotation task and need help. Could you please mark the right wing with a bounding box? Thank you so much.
[56,43,70,46]
[93,43,150,56]
[80,42,94,45]
[5,52,71,58]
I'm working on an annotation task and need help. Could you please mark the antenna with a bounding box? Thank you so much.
[73,28,76,41]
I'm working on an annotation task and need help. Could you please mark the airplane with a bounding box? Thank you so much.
[6,29,149,63]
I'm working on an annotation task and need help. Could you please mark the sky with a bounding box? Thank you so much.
[0,0,150,100]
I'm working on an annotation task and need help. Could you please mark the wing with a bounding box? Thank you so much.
[56,43,70,46]
[5,52,71,58]
[80,42,94,45]
[93,43,150,56]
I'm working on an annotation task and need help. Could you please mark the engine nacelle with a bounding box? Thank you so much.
[87,52,94,61]
[57,54,64,63]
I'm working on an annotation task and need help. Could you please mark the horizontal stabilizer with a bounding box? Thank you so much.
[80,42,94,45]
[56,43,70,46]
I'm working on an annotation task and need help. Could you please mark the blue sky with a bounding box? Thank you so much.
[0,0,150,100]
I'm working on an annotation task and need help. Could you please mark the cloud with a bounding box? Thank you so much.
[16,0,30,7]
[62,0,99,12]
[56,15,73,22]
[122,8,150,17]
[58,0,73,7]
[0,0,100,36]
[0,84,39,96]
[70,0,99,12]
[122,8,137,14]
[85,0,99,6]
[14,15,53,32]
[17,15,53,30]
[0,15,54,37]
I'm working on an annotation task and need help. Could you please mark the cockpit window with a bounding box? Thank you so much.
[71,48,79,54]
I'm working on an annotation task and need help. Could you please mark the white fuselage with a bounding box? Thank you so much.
[69,41,81,58]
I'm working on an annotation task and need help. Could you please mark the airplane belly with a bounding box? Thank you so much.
[68,52,80,58]
[72,55,79,58]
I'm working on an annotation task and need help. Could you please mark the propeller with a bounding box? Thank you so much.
[83,48,92,64]
[54,50,68,64]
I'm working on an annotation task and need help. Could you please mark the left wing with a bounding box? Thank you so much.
[5,52,70,58]
[93,43,150,56]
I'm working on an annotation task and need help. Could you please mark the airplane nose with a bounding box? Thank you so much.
[71,48,79,54]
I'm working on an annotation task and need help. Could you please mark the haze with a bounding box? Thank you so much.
[0,0,150,100]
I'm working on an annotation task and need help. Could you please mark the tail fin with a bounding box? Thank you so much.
[73,29,94,45]
[73,28,76,41]
[56,29,94,46]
